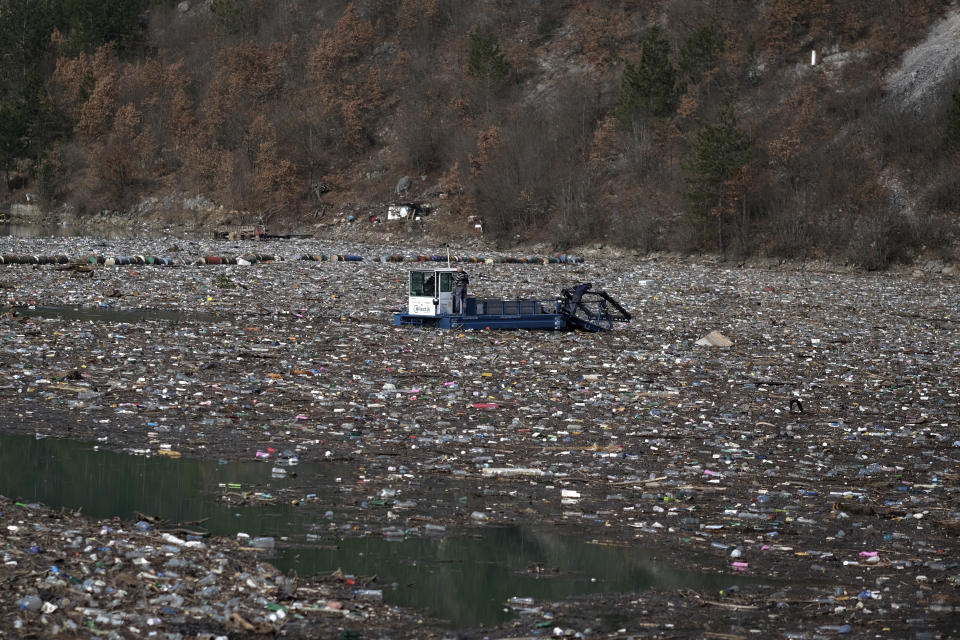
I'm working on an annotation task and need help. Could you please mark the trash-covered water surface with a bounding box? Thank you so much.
[1,431,770,628]
[0,234,958,639]
[5,305,229,324]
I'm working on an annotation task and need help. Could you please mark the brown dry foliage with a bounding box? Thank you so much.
[567,4,642,65]
[184,139,226,192]
[589,116,622,168]
[308,3,374,78]
[762,0,832,53]
[51,53,92,121]
[765,80,828,169]
[248,116,304,213]
[168,65,197,143]
[75,72,119,139]
[397,0,442,41]
[78,102,146,205]
[469,126,504,176]
[72,45,122,139]
[219,40,290,106]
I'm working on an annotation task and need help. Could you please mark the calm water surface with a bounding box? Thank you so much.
[0,432,762,626]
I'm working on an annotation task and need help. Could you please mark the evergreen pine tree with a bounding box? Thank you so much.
[678,24,725,86]
[616,26,677,128]
[468,32,508,86]
[60,0,144,54]
[685,103,752,250]
[467,32,509,114]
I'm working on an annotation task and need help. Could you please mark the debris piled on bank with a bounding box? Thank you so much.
[0,495,454,639]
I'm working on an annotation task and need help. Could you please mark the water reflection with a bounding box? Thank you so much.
[0,432,324,535]
[0,432,768,627]
[274,528,752,626]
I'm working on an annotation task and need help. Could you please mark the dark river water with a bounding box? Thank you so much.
[0,432,761,626]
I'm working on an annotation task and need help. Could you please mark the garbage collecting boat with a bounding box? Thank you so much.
[392,267,630,331]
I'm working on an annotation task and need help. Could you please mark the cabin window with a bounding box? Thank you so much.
[410,271,436,297]
[439,272,453,293]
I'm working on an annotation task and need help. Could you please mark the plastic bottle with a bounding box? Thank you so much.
[249,537,275,550]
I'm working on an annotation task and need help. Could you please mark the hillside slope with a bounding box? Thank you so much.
[1,1,958,267]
